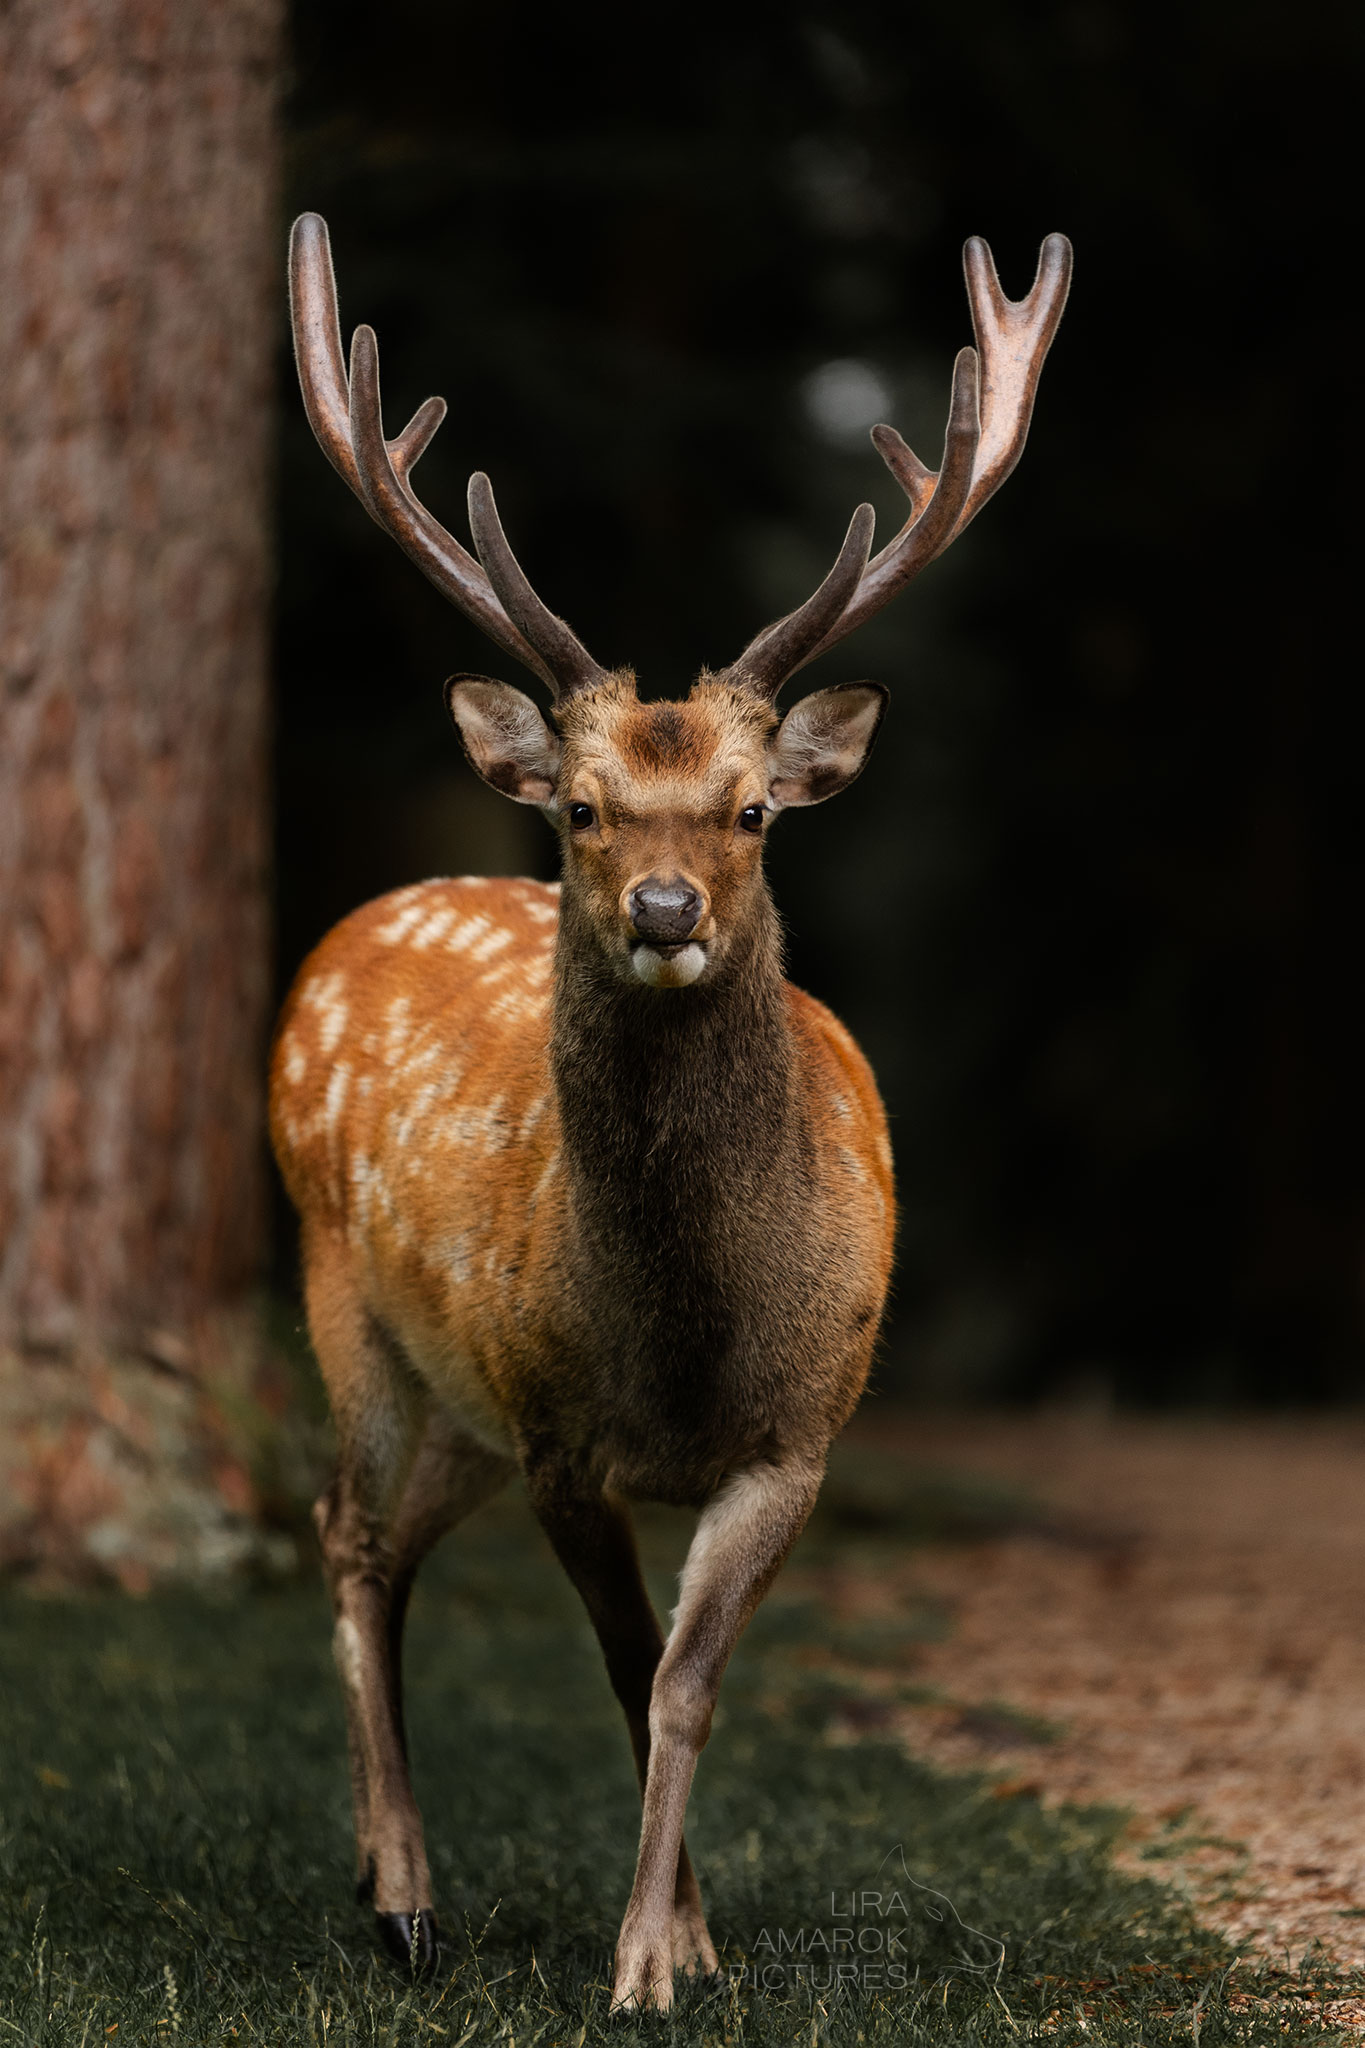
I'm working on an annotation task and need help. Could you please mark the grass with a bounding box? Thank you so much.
[0,1462,1351,2045]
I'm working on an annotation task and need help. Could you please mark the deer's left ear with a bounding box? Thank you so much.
[766,683,888,808]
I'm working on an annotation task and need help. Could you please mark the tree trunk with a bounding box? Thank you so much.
[0,0,283,1585]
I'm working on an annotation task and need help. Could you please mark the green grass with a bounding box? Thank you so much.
[0,1473,1349,2046]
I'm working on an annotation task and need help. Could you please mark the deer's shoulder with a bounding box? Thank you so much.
[269,877,559,1200]
[782,981,894,1215]
[780,982,880,1113]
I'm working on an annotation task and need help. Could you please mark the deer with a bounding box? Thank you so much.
[270,211,1070,2010]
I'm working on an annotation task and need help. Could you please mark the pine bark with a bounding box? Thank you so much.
[0,0,283,1582]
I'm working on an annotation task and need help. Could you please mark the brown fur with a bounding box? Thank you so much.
[271,673,894,2007]
[620,701,714,774]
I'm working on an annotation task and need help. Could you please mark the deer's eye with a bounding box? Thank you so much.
[738,804,766,835]
[567,802,596,831]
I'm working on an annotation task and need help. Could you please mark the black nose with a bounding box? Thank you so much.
[628,878,704,944]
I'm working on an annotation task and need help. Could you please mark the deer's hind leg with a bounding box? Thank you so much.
[305,1230,511,1969]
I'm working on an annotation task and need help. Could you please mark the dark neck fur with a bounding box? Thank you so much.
[549,887,806,1349]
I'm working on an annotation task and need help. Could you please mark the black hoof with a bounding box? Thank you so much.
[376,1907,441,1974]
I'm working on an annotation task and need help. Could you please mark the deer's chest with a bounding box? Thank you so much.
[524,1263,861,1506]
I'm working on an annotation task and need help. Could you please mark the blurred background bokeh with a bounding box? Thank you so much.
[1,0,1358,1584]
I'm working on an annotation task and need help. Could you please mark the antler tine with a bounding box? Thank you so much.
[289,212,557,690]
[727,503,877,701]
[954,230,1073,536]
[290,213,445,493]
[344,327,558,686]
[746,232,1071,683]
[466,474,609,703]
[289,212,361,493]
[784,345,983,676]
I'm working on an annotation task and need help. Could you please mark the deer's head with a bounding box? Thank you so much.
[290,215,1071,992]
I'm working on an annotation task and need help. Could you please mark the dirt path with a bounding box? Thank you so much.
[818,1412,1365,1969]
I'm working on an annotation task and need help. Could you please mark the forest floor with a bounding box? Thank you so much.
[2,1412,1363,2044]
[812,1410,1365,1986]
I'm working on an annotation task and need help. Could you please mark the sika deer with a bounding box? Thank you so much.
[271,213,1070,2009]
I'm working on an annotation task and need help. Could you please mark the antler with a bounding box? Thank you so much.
[725,232,1073,699]
[292,213,1069,711]
[289,212,607,704]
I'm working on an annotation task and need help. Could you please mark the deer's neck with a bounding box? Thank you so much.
[549,891,800,1325]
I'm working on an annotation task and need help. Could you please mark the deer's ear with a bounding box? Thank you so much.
[767,683,887,808]
[444,676,562,804]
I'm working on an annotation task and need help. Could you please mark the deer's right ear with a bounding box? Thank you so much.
[444,677,562,804]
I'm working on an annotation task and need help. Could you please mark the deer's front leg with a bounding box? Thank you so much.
[523,1469,719,1982]
[612,1454,824,2012]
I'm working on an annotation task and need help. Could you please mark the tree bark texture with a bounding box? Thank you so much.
[0,0,283,1582]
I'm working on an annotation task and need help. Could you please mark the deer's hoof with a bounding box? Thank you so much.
[376,1907,441,1974]
[610,1947,675,2013]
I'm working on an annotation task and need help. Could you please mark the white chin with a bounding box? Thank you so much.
[630,942,707,989]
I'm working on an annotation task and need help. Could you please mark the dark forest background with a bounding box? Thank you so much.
[275,0,1357,1405]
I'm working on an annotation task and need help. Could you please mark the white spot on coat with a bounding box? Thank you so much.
[374,898,428,945]
[837,1145,865,1185]
[385,996,412,1058]
[300,969,349,1054]
[319,996,349,1055]
[528,1150,561,1214]
[324,1062,351,1132]
[439,1097,510,1154]
[392,1080,441,1150]
[348,1152,376,1234]
[519,1093,548,1140]
[445,914,492,955]
[477,959,519,989]
[410,908,458,950]
[489,985,548,1025]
